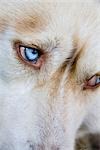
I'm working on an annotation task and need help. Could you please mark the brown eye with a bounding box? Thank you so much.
[17,45,44,69]
[84,75,100,90]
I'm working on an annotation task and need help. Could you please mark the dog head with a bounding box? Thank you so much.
[0,0,100,149]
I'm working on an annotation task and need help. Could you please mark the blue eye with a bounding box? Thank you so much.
[19,46,40,63]
[17,44,44,68]
[24,47,39,62]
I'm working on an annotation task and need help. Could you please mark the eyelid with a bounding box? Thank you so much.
[20,44,37,49]
[14,40,43,52]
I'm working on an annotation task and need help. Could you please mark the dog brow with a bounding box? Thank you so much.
[14,15,48,34]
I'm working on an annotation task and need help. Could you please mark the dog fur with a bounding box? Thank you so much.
[0,0,100,150]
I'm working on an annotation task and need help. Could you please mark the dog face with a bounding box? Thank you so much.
[0,0,100,150]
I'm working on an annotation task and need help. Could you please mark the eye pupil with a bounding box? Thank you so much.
[25,47,39,62]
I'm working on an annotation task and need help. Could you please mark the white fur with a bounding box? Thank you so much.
[0,0,100,150]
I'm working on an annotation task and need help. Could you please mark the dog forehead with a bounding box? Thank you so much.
[0,0,98,32]
[12,1,97,37]
[13,3,72,34]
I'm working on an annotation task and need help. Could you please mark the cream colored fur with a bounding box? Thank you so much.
[0,0,100,150]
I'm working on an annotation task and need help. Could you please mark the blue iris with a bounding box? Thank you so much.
[25,47,39,62]
[96,77,100,84]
